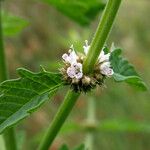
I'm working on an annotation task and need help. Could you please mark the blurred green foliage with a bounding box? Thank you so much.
[59,144,85,150]
[2,0,150,149]
[39,0,105,26]
[2,11,28,36]
[60,119,150,135]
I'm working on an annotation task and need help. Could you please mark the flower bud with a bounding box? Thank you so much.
[72,78,79,84]
[82,76,91,85]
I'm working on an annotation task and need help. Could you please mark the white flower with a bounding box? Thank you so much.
[83,40,90,55]
[99,50,113,77]
[62,41,114,80]
[67,62,83,79]
[83,40,114,77]
[62,45,83,79]
[100,62,114,77]
[62,45,78,64]
[99,49,110,63]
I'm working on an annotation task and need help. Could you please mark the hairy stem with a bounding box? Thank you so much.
[83,0,122,74]
[38,0,122,149]
[85,97,97,150]
[0,2,18,150]
[38,90,80,150]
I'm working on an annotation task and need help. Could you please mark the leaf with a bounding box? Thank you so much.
[0,68,64,133]
[103,46,109,54]
[61,120,150,134]
[110,48,147,91]
[2,11,28,36]
[98,119,150,133]
[60,121,82,135]
[17,130,26,150]
[59,144,86,150]
[40,0,105,26]
[74,144,86,150]
[59,144,69,150]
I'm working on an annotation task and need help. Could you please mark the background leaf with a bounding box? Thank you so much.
[59,144,69,150]
[40,0,105,26]
[16,130,26,150]
[2,11,28,36]
[0,68,64,133]
[110,48,147,91]
[59,144,86,150]
[60,121,82,135]
[98,119,150,133]
[74,144,85,150]
[60,119,150,135]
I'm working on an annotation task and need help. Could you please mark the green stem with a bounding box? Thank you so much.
[3,129,18,150]
[0,135,6,150]
[38,90,80,150]
[0,2,7,80]
[38,0,122,149]
[0,2,18,150]
[85,97,97,150]
[83,0,122,74]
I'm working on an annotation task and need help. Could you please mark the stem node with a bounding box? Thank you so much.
[38,0,122,149]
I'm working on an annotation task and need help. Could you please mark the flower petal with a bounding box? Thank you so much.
[67,67,75,78]
[75,72,83,79]
[100,62,114,77]
[83,40,90,55]
[62,53,69,62]
[99,50,110,63]
[69,50,78,64]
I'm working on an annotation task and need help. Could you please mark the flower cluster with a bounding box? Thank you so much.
[60,41,114,92]
[62,45,83,80]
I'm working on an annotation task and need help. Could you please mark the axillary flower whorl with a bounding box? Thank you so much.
[60,41,114,92]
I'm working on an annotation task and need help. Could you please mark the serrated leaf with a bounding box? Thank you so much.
[0,68,64,134]
[2,11,28,36]
[110,48,147,91]
[40,0,105,26]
